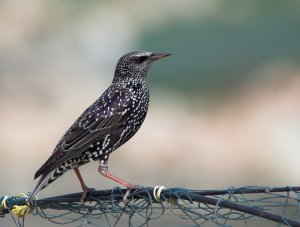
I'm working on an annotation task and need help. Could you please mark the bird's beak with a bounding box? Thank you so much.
[149,53,172,61]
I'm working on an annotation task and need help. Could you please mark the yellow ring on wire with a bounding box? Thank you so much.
[153,186,165,202]
[1,196,9,209]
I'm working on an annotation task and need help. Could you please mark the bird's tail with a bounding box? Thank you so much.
[27,170,55,203]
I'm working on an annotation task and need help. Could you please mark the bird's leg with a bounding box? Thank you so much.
[74,167,95,204]
[98,162,139,202]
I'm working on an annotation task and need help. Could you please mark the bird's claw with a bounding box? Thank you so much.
[123,185,140,203]
[79,187,96,205]
[123,188,131,203]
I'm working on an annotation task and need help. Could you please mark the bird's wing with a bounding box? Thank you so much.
[34,87,133,179]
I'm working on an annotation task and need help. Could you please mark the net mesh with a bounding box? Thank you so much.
[1,186,300,227]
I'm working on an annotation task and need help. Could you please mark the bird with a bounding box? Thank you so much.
[27,51,172,204]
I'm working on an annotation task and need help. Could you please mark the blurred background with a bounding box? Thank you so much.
[1,0,300,226]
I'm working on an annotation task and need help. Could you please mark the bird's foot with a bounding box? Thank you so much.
[79,187,95,205]
[123,184,140,203]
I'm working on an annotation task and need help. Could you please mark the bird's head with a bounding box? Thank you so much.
[113,51,172,82]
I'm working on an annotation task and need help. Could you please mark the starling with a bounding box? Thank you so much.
[28,51,171,203]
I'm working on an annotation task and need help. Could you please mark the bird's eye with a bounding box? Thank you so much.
[135,56,148,64]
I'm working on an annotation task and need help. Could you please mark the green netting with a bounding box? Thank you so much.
[1,186,300,227]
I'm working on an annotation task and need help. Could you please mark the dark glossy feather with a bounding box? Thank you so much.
[34,87,133,179]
